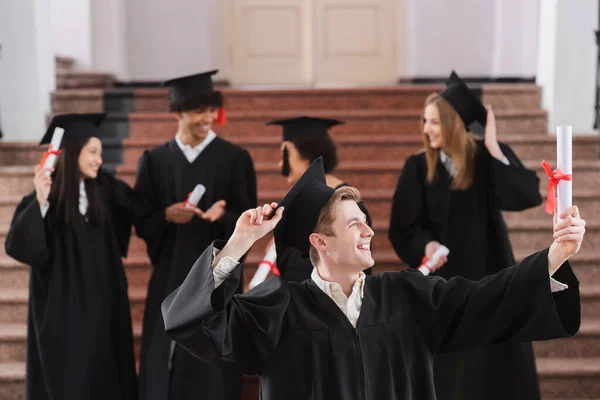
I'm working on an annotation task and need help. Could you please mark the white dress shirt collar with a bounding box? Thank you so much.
[175,130,217,163]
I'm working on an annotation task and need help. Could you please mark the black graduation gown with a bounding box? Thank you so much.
[277,182,373,282]
[388,140,544,399]
[4,170,138,400]
[134,137,257,400]
[161,241,580,400]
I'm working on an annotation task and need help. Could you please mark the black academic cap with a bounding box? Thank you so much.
[267,116,343,142]
[440,70,487,128]
[40,113,105,149]
[162,70,218,103]
[274,157,335,257]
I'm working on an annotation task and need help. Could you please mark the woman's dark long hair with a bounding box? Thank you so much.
[48,137,106,227]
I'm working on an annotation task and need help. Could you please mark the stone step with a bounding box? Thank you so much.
[1,250,598,326]
[0,354,598,399]
[121,134,600,167]
[0,180,597,226]
[0,361,262,400]
[0,287,147,325]
[126,109,548,140]
[256,188,600,223]
[115,158,600,195]
[534,319,600,358]
[2,242,599,295]
[0,323,143,363]
[0,316,596,371]
[51,84,542,114]
[50,89,104,114]
[538,358,600,398]
[0,362,24,400]
[116,217,600,263]
[56,72,116,90]
[0,144,44,167]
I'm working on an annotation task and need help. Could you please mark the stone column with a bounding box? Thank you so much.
[0,0,55,141]
[537,0,599,134]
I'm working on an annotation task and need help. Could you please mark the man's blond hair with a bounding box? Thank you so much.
[309,186,362,266]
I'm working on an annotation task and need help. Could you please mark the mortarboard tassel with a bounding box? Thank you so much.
[216,107,227,125]
[282,146,290,177]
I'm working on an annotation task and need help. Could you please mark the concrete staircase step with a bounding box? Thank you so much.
[0,287,147,324]
[121,133,600,166]
[534,319,600,358]
[0,252,598,324]
[0,362,25,400]
[114,158,600,194]
[538,358,600,398]
[126,109,548,140]
[51,84,542,114]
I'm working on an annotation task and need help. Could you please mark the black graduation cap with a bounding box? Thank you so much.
[440,70,487,129]
[162,70,218,103]
[267,116,343,142]
[267,116,343,176]
[273,157,335,259]
[40,113,105,149]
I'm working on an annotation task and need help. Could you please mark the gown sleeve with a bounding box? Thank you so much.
[162,241,289,374]
[100,170,146,258]
[5,193,50,266]
[399,248,580,354]
[221,150,258,238]
[488,142,543,211]
[133,151,170,262]
[388,154,437,267]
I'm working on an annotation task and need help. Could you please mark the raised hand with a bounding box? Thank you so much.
[551,206,586,260]
[232,203,284,245]
[165,202,202,224]
[200,200,227,222]
[33,165,52,207]
[425,240,447,272]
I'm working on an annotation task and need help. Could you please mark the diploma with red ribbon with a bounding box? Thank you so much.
[39,127,64,174]
[184,184,206,209]
[249,243,280,289]
[418,245,450,276]
[541,126,573,216]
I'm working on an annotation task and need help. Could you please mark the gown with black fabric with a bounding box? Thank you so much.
[276,182,373,282]
[388,140,544,400]
[135,137,257,400]
[161,239,580,400]
[4,170,138,400]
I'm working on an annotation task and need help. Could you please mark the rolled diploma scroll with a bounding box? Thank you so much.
[556,126,572,217]
[184,184,206,208]
[42,127,65,175]
[249,243,277,289]
[418,245,450,276]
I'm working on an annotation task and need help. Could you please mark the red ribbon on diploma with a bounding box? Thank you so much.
[541,160,572,215]
[183,192,194,208]
[419,256,432,273]
[260,260,280,276]
[39,145,63,168]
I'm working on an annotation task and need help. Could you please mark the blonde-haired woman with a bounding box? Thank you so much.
[388,72,545,400]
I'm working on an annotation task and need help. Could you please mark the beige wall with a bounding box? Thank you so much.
[124,0,225,81]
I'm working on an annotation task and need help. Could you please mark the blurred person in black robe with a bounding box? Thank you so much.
[135,70,256,400]
[5,113,139,400]
[388,71,545,399]
[161,158,583,400]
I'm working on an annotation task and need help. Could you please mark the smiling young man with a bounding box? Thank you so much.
[135,70,256,400]
[161,158,583,400]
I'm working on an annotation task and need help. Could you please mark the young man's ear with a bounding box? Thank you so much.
[309,233,327,252]
[173,112,183,121]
